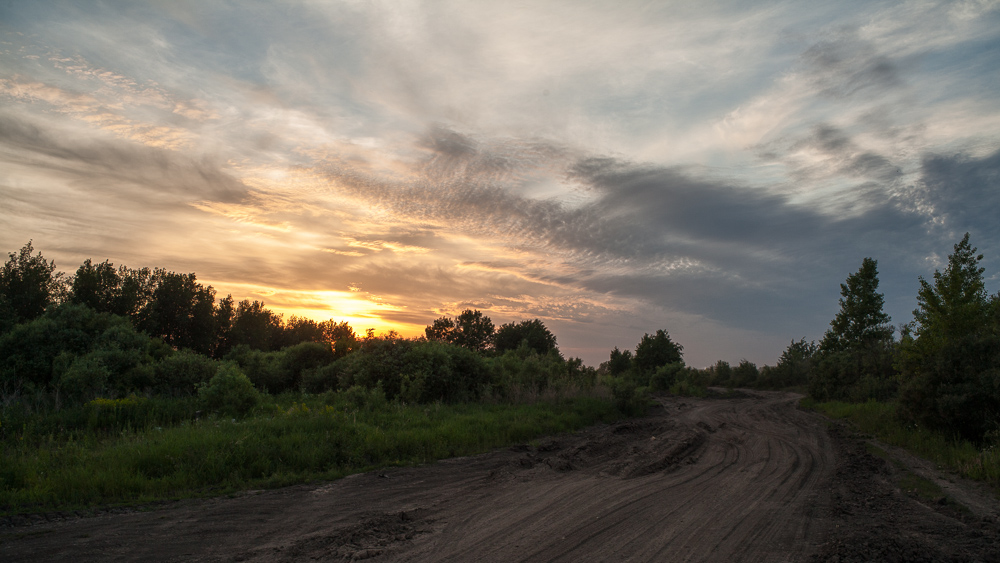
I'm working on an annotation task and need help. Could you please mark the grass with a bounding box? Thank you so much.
[801,398,1000,489]
[0,391,622,515]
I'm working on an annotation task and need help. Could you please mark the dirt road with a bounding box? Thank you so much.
[2,392,997,562]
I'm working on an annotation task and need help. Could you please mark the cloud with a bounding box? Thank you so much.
[920,148,1000,245]
[801,33,904,99]
[0,112,248,204]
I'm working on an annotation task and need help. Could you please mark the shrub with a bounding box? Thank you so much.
[608,377,650,416]
[198,362,261,417]
[649,362,685,391]
[153,350,219,396]
[279,341,336,389]
[225,345,289,394]
[301,362,343,394]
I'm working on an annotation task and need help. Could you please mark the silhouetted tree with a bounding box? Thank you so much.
[494,319,557,355]
[424,309,495,352]
[452,309,495,352]
[810,258,896,402]
[0,241,66,324]
[140,270,217,355]
[229,299,285,351]
[633,330,683,376]
[425,316,456,342]
[321,320,359,358]
[607,346,633,376]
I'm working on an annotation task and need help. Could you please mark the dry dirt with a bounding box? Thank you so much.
[2,391,998,562]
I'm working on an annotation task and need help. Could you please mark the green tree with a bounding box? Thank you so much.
[321,320,358,358]
[633,330,683,376]
[810,258,896,402]
[0,241,66,324]
[451,309,495,352]
[494,319,557,355]
[424,309,495,352]
[897,233,1000,442]
[760,339,817,388]
[606,346,633,376]
[425,316,456,342]
[140,270,217,355]
[229,299,285,351]
[820,258,894,353]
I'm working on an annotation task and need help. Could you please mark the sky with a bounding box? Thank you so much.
[2,0,999,367]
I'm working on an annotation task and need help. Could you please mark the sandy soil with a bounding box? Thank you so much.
[2,391,997,562]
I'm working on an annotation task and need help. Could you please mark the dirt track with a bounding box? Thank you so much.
[3,391,998,562]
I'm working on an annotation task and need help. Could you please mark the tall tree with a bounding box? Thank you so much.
[810,258,895,402]
[0,241,66,324]
[897,233,1000,442]
[819,257,893,353]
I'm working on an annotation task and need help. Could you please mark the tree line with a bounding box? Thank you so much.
[612,233,997,445]
[0,242,594,415]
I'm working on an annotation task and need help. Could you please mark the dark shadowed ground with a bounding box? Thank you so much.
[2,391,997,562]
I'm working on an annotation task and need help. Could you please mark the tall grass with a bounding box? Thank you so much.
[803,398,1000,488]
[1,391,621,515]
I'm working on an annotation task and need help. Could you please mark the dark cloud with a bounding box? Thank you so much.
[320,132,937,332]
[920,148,1000,246]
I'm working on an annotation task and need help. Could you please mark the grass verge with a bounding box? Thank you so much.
[800,397,1000,490]
[1,393,621,515]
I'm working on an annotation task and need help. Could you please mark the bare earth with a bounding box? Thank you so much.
[2,391,998,562]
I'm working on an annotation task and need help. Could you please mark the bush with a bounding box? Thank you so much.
[301,362,343,394]
[649,362,685,391]
[279,341,336,389]
[608,377,650,416]
[225,345,289,394]
[153,350,218,396]
[198,362,261,417]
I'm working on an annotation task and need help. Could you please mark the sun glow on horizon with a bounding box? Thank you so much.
[202,280,426,338]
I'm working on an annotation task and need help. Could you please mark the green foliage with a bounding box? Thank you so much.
[0,393,620,514]
[608,377,650,416]
[336,337,492,403]
[0,303,144,391]
[198,362,261,417]
[806,399,999,488]
[633,330,683,377]
[489,345,569,398]
[153,350,219,396]
[810,258,896,402]
[649,362,686,391]
[0,241,66,325]
[225,345,288,394]
[139,270,218,356]
[494,319,558,356]
[758,339,817,389]
[280,341,336,389]
[820,258,894,353]
[606,346,633,376]
[69,260,155,323]
[425,309,496,352]
[896,234,1000,443]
